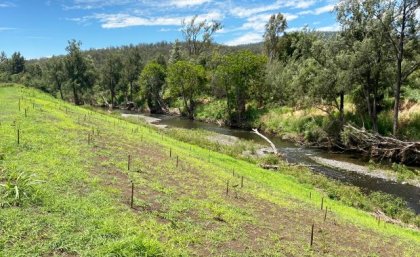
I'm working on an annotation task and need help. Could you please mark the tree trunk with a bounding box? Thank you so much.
[372,94,378,133]
[130,81,133,102]
[58,82,64,100]
[72,82,79,105]
[339,91,344,124]
[393,1,407,136]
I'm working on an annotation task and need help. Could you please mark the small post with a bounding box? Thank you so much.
[170,148,172,157]
[241,176,244,188]
[176,156,179,168]
[320,197,324,210]
[310,224,314,248]
[17,129,20,145]
[18,99,21,111]
[309,192,312,199]
[32,103,35,109]
[226,181,229,196]
[130,182,134,208]
[232,169,235,177]
[24,108,27,117]
[128,155,131,171]
[324,207,328,222]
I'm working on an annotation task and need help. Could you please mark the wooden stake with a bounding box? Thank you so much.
[324,207,328,222]
[170,148,172,157]
[18,99,21,111]
[176,156,179,168]
[309,192,312,199]
[128,155,131,171]
[321,197,324,210]
[130,182,134,208]
[310,224,314,247]
[232,169,235,177]
[226,181,229,196]
[17,129,20,145]
[24,108,27,117]
[241,176,244,188]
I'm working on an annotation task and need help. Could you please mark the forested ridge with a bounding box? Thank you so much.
[1,0,419,162]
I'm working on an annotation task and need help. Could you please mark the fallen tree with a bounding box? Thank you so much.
[252,128,278,155]
[341,125,420,165]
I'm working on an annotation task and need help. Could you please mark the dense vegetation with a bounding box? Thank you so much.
[0,1,419,147]
[1,85,419,256]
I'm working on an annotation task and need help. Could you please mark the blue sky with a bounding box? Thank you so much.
[0,0,339,59]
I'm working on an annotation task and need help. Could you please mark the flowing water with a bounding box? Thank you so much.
[122,112,420,213]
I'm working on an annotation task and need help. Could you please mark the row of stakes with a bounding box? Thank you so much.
[15,96,378,249]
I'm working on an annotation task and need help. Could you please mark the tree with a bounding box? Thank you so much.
[0,51,7,73]
[64,40,94,105]
[168,40,184,65]
[101,52,123,108]
[139,61,166,114]
[46,57,66,99]
[264,13,287,62]
[122,48,142,101]
[167,61,206,119]
[337,0,393,132]
[310,36,352,124]
[181,15,222,58]
[215,51,267,125]
[377,0,419,135]
[9,52,25,74]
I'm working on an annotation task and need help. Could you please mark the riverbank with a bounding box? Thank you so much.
[4,85,419,255]
[311,156,420,188]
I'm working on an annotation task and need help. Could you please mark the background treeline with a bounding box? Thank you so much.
[0,0,419,143]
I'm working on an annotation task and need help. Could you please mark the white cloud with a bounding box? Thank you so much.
[314,4,335,15]
[167,0,211,8]
[0,27,15,31]
[230,0,315,18]
[316,23,340,31]
[91,11,223,28]
[224,32,262,46]
[0,1,15,8]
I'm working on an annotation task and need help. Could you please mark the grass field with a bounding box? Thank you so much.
[0,85,419,256]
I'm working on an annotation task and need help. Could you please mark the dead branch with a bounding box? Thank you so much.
[252,128,278,155]
[341,125,420,165]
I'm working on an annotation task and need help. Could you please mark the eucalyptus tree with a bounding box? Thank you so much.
[264,13,287,62]
[9,52,25,74]
[139,61,166,114]
[375,0,419,135]
[64,40,95,105]
[337,0,393,132]
[181,15,222,59]
[46,57,66,99]
[166,61,206,119]
[101,52,123,108]
[122,47,142,101]
[215,50,266,125]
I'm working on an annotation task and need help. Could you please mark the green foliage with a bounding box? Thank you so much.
[391,163,418,182]
[166,61,206,118]
[258,154,279,166]
[139,61,166,113]
[214,50,267,125]
[0,169,42,208]
[194,99,228,122]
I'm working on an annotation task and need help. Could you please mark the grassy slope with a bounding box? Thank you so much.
[0,85,419,256]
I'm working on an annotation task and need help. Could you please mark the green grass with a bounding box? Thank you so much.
[1,85,419,256]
